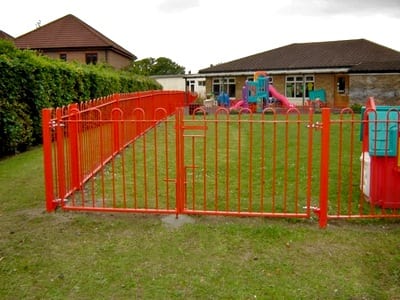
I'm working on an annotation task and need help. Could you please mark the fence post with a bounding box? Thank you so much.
[319,108,330,228]
[42,109,56,212]
[175,107,185,216]
[55,108,66,201]
[68,104,80,190]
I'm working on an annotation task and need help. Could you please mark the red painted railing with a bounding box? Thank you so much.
[43,95,400,227]
[42,90,196,211]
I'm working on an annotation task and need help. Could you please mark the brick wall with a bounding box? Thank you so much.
[205,73,400,107]
[349,74,400,105]
[43,49,131,69]
[314,74,335,106]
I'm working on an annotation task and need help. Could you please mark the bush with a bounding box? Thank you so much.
[0,40,162,157]
[350,103,362,114]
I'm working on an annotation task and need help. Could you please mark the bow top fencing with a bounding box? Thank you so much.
[42,92,400,228]
[42,90,196,211]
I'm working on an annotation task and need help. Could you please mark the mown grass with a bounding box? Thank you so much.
[1,133,400,298]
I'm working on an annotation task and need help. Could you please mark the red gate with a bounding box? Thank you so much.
[176,107,315,219]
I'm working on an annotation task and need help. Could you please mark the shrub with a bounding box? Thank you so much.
[0,40,161,157]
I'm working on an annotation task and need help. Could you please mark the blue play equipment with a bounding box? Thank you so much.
[241,71,294,112]
[308,89,327,107]
[242,71,269,112]
[217,91,230,107]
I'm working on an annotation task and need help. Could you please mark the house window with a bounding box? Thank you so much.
[59,53,67,61]
[86,53,98,65]
[212,78,236,97]
[198,80,206,86]
[285,75,314,98]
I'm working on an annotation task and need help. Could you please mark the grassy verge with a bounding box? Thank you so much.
[1,146,400,299]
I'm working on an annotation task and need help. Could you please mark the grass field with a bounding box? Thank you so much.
[1,125,400,298]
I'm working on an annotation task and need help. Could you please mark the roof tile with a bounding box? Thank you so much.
[14,14,136,59]
[199,39,400,73]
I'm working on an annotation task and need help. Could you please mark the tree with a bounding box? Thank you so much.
[126,57,185,76]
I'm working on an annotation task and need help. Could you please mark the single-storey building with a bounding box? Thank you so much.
[197,39,400,107]
[13,14,136,70]
[151,74,206,99]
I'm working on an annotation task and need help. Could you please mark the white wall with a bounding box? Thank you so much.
[152,75,206,98]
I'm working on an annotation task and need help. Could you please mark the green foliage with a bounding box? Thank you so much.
[0,40,161,157]
[0,98,33,155]
[125,56,185,75]
[350,102,363,113]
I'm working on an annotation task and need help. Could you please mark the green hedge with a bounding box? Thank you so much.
[0,40,161,156]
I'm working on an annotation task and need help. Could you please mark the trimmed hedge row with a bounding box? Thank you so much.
[0,40,161,156]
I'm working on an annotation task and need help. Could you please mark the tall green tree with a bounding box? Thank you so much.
[127,57,185,75]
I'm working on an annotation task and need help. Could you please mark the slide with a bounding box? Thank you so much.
[230,100,245,110]
[269,85,295,108]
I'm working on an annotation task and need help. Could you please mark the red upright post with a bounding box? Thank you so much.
[68,104,81,190]
[55,108,66,201]
[175,107,185,216]
[42,109,56,212]
[319,108,331,228]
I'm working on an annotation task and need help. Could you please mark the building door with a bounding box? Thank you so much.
[334,74,349,107]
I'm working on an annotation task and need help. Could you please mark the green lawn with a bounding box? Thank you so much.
[1,140,400,298]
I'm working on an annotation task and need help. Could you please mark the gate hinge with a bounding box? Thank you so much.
[50,120,65,129]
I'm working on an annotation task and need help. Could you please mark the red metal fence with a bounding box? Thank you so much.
[42,90,196,213]
[42,93,400,227]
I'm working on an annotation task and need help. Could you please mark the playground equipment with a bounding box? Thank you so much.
[240,71,294,112]
[360,97,400,208]
[308,89,327,108]
[217,91,230,107]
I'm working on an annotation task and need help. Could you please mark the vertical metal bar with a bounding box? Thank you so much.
[260,114,265,212]
[42,109,56,212]
[306,108,314,216]
[175,108,185,215]
[337,114,344,215]
[237,112,242,212]
[272,113,277,213]
[319,108,331,228]
[284,113,289,212]
[112,109,120,155]
[214,112,219,211]
[225,112,230,211]
[202,116,207,211]
[248,113,253,212]
[55,108,66,202]
[68,104,80,190]
[294,113,301,214]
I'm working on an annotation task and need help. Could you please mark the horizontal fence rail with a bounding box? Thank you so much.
[42,94,400,227]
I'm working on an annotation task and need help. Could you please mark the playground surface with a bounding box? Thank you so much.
[2,116,400,299]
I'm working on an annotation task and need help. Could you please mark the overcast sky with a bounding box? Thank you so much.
[1,0,400,73]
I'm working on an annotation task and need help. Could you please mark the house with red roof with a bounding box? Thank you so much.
[13,14,136,69]
[198,39,400,107]
[0,30,14,41]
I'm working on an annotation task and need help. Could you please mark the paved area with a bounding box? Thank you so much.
[161,214,195,229]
